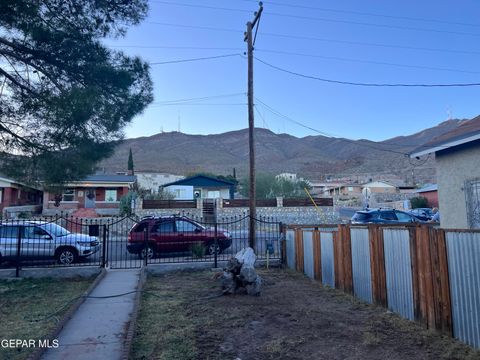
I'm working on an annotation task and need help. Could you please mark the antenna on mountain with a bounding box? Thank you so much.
[446,105,452,120]
[177,111,181,133]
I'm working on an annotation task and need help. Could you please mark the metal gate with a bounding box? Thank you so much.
[104,214,282,269]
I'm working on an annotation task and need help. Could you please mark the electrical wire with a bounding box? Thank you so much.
[149,0,480,37]
[254,57,480,87]
[254,97,409,155]
[237,0,480,28]
[255,48,480,75]
[152,92,246,104]
[142,22,480,57]
[149,53,242,65]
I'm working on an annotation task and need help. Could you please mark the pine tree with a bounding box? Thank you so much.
[128,148,134,175]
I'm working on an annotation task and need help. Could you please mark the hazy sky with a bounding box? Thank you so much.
[107,0,480,141]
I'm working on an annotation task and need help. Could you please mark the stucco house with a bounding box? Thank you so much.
[135,171,184,193]
[362,181,397,193]
[410,116,480,229]
[162,175,235,200]
[43,174,136,216]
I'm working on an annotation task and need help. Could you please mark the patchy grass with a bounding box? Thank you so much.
[0,276,94,360]
[131,269,480,360]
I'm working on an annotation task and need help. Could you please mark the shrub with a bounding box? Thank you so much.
[410,196,429,209]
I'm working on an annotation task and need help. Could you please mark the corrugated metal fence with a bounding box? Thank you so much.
[285,224,479,349]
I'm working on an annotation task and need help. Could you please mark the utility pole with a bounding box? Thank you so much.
[244,2,263,249]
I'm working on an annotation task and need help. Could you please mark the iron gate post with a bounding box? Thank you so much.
[102,225,107,268]
[214,223,218,268]
[279,222,285,265]
[143,228,148,267]
[15,225,22,277]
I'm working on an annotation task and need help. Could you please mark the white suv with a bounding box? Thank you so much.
[0,221,101,265]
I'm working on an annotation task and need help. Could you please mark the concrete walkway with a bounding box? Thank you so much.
[42,269,141,360]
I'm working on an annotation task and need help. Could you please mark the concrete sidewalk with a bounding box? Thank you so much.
[41,269,141,360]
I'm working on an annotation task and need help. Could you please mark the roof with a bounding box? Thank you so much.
[410,116,480,157]
[68,174,136,185]
[163,175,235,187]
[416,184,438,193]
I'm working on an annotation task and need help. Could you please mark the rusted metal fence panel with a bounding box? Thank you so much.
[350,227,372,303]
[303,231,314,279]
[320,231,335,288]
[446,231,480,348]
[383,228,414,320]
[142,200,196,209]
[286,229,296,270]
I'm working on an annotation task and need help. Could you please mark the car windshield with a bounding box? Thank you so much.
[352,212,375,221]
[39,223,70,237]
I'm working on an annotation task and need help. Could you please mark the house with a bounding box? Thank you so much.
[0,174,43,215]
[276,173,298,182]
[415,184,439,208]
[410,115,480,228]
[362,180,398,193]
[327,183,363,196]
[135,172,184,193]
[43,174,136,216]
[162,175,235,200]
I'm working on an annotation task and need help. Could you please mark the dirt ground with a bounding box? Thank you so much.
[131,269,480,360]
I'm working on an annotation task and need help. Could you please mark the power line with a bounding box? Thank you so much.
[150,1,480,37]
[110,45,244,51]
[149,103,247,106]
[149,53,242,65]
[254,97,408,155]
[237,0,480,28]
[142,22,480,57]
[254,57,480,87]
[256,48,480,74]
[152,92,246,104]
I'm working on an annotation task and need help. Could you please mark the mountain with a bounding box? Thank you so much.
[98,118,470,183]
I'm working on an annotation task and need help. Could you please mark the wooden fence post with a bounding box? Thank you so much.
[313,229,322,282]
[369,225,387,307]
[295,228,304,273]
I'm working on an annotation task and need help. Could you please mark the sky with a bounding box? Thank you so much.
[106,0,480,142]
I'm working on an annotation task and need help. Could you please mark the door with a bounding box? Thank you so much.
[175,219,202,251]
[22,225,54,258]
[85,188,96,208]
[150,220,176,253]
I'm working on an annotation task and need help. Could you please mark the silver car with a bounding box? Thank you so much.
[0,221,101,265]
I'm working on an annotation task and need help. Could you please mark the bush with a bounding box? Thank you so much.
[190,243,206,258]
[410,196,429,209]
[119,191,137,216]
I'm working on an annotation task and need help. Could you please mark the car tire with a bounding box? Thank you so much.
[56,247,78,265]
[139,245,155,260]
[206,242,221,256]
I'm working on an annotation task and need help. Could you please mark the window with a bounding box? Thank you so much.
[0,226,20,238]
[62,188,75,202]
[175,220,198,233]
[395,212,413,223]
[348,187,354,192]
[152,221,174,233]
[24,226,50,238]
[466,179,480,229]
[105,189,117,202]
[380,211,397,221]
[134,223,148,233]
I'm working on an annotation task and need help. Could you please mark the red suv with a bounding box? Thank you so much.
[127,216,232,259]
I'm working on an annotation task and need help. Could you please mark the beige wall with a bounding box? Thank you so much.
[436,144,480,229]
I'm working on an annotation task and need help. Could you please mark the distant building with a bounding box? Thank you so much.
[135,172,184,193]
[276,173,298,182]
[415,184,438,208]
[163,175,235,200]
[362,181,397,194]
[411,116,480,228]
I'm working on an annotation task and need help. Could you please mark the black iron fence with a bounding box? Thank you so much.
[0,213,282,274]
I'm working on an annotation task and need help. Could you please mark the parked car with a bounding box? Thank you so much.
[0,221,100,265]
[127,216,232,259]
[408,208,433,221]
[351,208,423,224]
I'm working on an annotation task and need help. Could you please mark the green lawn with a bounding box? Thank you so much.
[0,276,94,360]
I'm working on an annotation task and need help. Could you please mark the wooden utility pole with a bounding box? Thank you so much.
[245,2,263,249]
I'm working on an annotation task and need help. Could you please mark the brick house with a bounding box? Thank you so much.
[43,174,136,216]
[0,175,43,214]
[415,184,439,208]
